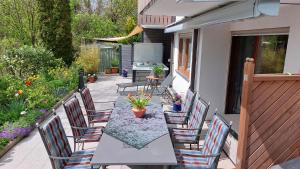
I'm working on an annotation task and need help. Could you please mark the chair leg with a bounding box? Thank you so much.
[74,141,76,152]
[82,142,85,150]
[189,144,192,150]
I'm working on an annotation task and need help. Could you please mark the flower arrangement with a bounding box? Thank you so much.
[87,73,97,83]
[128,92,151,118]
[173,93,182,112]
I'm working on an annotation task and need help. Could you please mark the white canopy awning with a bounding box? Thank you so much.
[164,0,280,33]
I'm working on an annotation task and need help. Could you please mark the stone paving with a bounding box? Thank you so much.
[0,75,235,169]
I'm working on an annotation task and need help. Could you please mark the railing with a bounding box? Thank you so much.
[138,15,174,26]
[237,58,300,169]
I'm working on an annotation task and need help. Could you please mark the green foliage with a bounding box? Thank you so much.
[38,0,74,65]
[75,46,100,74]
[152,65,164,76]
[111,58,119,67]
[14,110,43,128]
[72,13,118,47]
[0,138,9,150]
[0,0,39,45]
[0,45,63,78]
[128,94,150,109]
[0,101,25,126]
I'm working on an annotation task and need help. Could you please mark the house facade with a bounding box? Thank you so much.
[139,0,300,165]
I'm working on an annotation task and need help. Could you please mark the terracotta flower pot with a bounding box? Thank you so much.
[87,76,96,83]
[105,68,111,74]
[132,108,146,118]
[111,67,119,74]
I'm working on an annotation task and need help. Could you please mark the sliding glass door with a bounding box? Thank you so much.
[225,34,288,114]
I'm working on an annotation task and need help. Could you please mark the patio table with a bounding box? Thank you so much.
[91,96,177,168]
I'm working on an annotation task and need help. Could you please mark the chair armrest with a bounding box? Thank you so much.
[86,109,112,113]
[49,155,92,160]
[179,152,221,158]
[169,127,199,131]
[71,126,104,130]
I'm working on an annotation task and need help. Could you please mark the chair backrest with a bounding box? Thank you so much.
[63,97,88,138]
[187,97,210,139]
[181,89,196,114]
[80,88,96,120]
[202,113,231,167]
[160,74,175,87]
[38,115,72,169]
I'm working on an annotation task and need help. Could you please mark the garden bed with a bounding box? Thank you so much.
[0,89,76,158]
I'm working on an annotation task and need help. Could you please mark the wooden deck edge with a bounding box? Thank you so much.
[0,89,76,159]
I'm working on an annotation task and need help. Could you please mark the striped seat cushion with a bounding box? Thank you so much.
[81,88,96,116]
[79,127,103,142]
[202,115,230,166]
[42,116,73,169]
[175,149,210,169]
[63,150,94,169]
[171,129,196,143]
[187,99,208,136]
[165,115,186,124]
[64,97,88,138]
[181,89,195,113]
[90,113,111,123]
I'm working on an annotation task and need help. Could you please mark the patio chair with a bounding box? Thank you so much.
[79,87,114,126]
[174,113,232,169]
[164,89,196,126]
[38,115,99,169]
[63,96,103,151]
[169,97,210,149]
[150,73,176,98]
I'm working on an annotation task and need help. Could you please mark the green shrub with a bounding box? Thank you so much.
[0,138,9,150]
[111,58,119,67]
[1,45,64,78]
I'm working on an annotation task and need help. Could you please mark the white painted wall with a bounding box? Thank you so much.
[230,5,300,73]
[195,23,232,119]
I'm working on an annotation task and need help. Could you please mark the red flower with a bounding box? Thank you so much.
[25,81,32,86]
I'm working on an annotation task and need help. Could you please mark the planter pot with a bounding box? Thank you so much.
[87,76,96,83]
[173,103,182,112]
[132,108,146,118]
[122,70,128,77]
[105,68,111,74]
[111,67,119,74]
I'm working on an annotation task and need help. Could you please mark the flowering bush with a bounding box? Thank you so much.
[173,93,182,105]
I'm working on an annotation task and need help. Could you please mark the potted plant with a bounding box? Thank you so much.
[104,66,111,74]
[152,65,164,78]
[87,73,97,83]
[173,93,182,112]
[111,58,119,74]
[128,92,151,118]
[122,69,128,77]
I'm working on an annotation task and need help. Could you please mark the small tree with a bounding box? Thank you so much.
[38,0,74,65]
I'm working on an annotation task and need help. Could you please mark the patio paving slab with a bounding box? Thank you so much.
[0,75,235,169]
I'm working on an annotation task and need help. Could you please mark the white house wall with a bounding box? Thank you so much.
[230,5,300,73]
[196,23,232,119]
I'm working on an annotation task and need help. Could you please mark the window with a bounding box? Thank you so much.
[177,34,192,79]
[225,34,289,114]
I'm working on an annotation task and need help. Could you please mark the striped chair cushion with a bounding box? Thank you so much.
[202,115,230,165]
[181,89,195,114]
[63,150,94,169]
[165,116,186,124]
[90,113,110,123]
[64,97,88,138]
[42,116,72,169]
[79,127,103,142]
[187,99,208,136]
[171,129,196,143]
[175,148,210,169]
[81,88,96,116]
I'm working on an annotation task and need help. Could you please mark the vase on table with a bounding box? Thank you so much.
[132,108,146,118]
[173,103,182,112]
